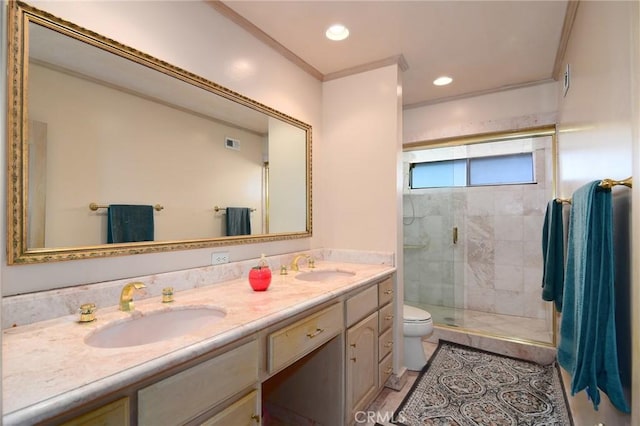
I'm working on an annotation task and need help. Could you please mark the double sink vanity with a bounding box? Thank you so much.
[2,254,397,425]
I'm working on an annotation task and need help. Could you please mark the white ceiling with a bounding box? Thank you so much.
[220,0,569,107]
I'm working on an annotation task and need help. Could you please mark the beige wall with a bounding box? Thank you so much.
[319,64,404,374]
[318,65,401,252]
[4,1,322,295]
[556,1,637,424]
[403,81,558,143]
[30,65,264,247]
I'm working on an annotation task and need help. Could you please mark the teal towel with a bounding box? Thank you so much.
[107,205,154,243]
[557,181,629,412]
[541,199,565,311]
[225,207,251,236]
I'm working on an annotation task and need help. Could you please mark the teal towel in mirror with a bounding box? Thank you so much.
[225,207,251,236]
[541,199,565,311]
[557,181,629,413]
[107,204,154,243]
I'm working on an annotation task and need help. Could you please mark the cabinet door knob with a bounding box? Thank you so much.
[384,289,393,295]
[350,343,356,348]
[350,357,357,362]
[385,341,393,348]
[385,315,393,320]
[251,414,260,423]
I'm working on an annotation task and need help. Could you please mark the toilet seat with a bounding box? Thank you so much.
[403,305,432,323]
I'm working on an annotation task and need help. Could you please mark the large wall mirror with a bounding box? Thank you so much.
[6,2,312,264]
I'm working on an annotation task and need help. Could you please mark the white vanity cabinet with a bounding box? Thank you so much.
[7,266,397,426]
[345,274,395,424]
[261,302,345,426]
[138,340,259,425]
[346,311,379,420]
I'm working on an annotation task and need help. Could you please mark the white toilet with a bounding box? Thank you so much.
[403,305,434,371]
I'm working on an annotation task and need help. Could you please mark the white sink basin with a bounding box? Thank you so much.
[295,269,355,282]
[84,307,226,348]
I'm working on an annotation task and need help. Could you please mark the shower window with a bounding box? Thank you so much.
[409,159,466,188]
[410,152,535,189]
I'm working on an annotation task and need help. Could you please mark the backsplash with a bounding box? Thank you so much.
[2,249,394,328]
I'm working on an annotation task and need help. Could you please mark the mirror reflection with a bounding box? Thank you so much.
[7,3,311,263]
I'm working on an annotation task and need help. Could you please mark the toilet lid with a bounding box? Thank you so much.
[404,305,432,321]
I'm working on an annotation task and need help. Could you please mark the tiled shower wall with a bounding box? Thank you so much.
[403,136,554,320]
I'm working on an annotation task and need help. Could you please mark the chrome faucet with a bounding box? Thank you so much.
[290,254,311,272]
[120,282,146,312]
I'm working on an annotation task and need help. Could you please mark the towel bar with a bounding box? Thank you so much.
[555,176,632,204]
[555,198,572,204]
[214,206,256,212]
[89,203,164,211]
[598,176,632,189]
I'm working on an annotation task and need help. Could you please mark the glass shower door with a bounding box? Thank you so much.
[402,147,464,326]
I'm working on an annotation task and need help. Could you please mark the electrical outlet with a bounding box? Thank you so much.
[211,251,230,265]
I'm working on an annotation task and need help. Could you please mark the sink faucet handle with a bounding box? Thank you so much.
[162,287,174,303]
[308,257,315,269]
[78,303,97,323]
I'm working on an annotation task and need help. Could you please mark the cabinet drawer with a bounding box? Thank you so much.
[200,390,258,426]
[378,277,394,307]
[269,303,342,373]
[378,327,393,361]
[378,302,394,333]
[61,397,130,426]
[379,353,393,388]
[138,340,258,426]
[345,285,377,327]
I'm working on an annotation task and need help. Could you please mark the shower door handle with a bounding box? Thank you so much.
[453,227,458,244]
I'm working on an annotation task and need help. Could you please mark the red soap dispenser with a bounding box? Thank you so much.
[249,254,272,291]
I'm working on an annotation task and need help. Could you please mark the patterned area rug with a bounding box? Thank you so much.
[391,341,572,425]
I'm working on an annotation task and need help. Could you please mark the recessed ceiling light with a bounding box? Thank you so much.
[433,76,453,86]
[326,24,349,41]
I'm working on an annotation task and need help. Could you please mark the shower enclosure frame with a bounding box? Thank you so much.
[403,124,558,347]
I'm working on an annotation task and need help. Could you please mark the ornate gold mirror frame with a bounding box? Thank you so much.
[6,1,312,264]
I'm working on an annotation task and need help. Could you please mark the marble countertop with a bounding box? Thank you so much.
[2,261,395,425]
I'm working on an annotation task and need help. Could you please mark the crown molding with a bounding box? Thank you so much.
[206,0,324,81]
[323,54,409,82]
[208,1,411,84]
[403,78,556,110]
[552,1,580,80]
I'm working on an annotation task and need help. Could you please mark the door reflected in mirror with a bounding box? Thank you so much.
[7,2,311,263]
